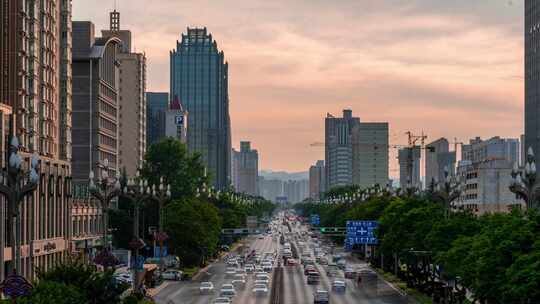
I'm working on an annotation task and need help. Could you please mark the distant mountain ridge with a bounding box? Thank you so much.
[259,170,308,181]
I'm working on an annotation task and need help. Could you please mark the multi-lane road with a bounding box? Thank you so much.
[155,217,409,304]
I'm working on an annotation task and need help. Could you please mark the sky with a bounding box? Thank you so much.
[72,0,524,176]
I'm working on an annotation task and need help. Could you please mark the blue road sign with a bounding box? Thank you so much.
[310,214,320,226]
[345,220,379,250]
[154,245,168,258]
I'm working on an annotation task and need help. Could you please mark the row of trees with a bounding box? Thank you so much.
[295,187,540,304]
[110,138,276,267]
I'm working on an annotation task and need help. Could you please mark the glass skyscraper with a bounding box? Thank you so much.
[170,28,231,189]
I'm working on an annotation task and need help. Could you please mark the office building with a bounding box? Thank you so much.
[351,122,389,189]
[170,27,231,190]
[72,21,121,183]
[232,141,259,195]
[525,0,540,177]
[325,110,360,189]
[425,138,456,185]
[101,10,147,177]
[398,146,421,188]
[146,92,169,146]
[0,0,73,280]
[521,134,526,166]
[456,159,524,214]
[461,137,520,165]
[164,95,188,143]
[309,160,325,200]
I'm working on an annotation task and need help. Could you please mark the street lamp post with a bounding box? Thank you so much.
[88,159,121,268]
[150,177,171,270]
[510,147,540,209]
[0,136,39,275]
[120,170,151,293]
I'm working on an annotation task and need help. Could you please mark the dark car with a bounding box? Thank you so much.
[307,271,321,285]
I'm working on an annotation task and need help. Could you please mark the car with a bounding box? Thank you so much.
[318,257,328,265]
[332,280,346,293]
[337,259,347,270]
[161,269,183,281]
[262,263,273,272]
[307,272,321,285]
[285,258,297,266]
[252,283,269,295]
[220,284,236,298]
[344,267,357,279]
[225,267,237,278]
[199,281,214,294]
[304,265,316,275]
[258,234,265,239]
[314,289,330,304]
[255,274,270,284]
[245,264,255,273]
[232,274,246,288]
[213,297,232,304]
[113,272,132,284]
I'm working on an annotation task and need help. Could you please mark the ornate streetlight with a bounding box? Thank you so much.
[433,166,462,217]
[510,147,540,209]
[150,177,171,270]
[0,136,39,275]
[88,159,121,268]
[120,170,151,293]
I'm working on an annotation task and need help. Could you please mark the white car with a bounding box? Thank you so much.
[258,234,265,239]
[213,297,232,304]
[225,267,237,278]
[220,284,236,298]
[161,269,183,281]
[245,264,255,273]
[113,272,132,284]
[199,281,214,294]
[255,274,270,284]
[252,283,269,295]
[231,274,246,288]
[262,263,273,272]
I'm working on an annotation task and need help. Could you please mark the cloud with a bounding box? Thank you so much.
[72,0,524,174]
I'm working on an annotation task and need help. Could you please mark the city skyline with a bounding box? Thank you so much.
[73,0,523,174]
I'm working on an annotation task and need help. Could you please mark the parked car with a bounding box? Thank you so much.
[332,280,346,293]
[161,269,183,281]
[199,281,214,294]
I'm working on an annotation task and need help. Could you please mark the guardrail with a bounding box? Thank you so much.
[270,266,284,304]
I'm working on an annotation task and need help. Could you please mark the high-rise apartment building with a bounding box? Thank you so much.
[101,11,147,177]
[398,146,421,188]
[425,138,456,185]
[309,160,325,200]
[284,179,309,203]
[351,122,389,189]
[0,0,73,280]
[72,21,121,183]
[232,142,259,195]
[325,109,389,190]
[325,110,359,189]
[461,137,520,165]
[146,92,169,146]
[258,177,283,202]
[170,28,231,190]
[525,0,540,176]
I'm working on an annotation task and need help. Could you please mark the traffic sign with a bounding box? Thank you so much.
[310,214,320,226]
[345,220,379,250]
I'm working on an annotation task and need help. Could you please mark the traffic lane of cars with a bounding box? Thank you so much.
[155,235,275,304]
[282,261,316,304]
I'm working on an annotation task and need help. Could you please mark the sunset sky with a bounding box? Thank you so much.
[73,0,524,176]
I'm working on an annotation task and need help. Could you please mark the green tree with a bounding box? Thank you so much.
[15,281,85,304]
[141,138,209,199]
[164,197,221,266]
